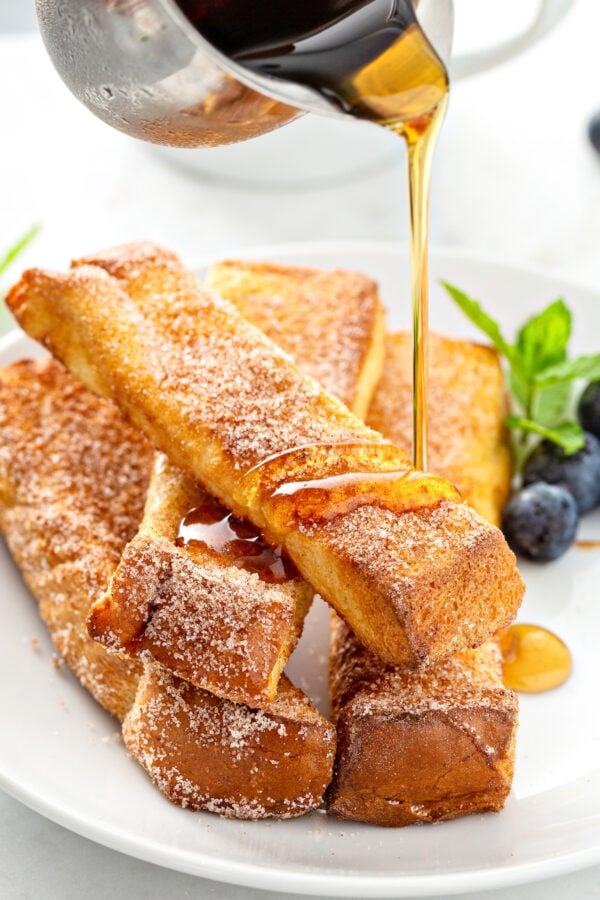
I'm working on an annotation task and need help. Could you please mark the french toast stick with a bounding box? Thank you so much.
[123,663,335,819]
[90,257,381,706]
[1,258,373,813]
[206,259,385,419]
[367,332,511,526]
[7,242,524,667]
[327,623,517,826]
[0,357,336,817]
[327,335,519,826]
[0,358,150,719]
[90,451,312,708]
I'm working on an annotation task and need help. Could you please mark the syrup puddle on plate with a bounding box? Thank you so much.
[497,623,572,694]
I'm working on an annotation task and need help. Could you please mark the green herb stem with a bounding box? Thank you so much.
[0,224,41,280]
[440,281,588,465]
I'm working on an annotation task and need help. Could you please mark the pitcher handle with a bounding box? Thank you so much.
[450,0,576,80]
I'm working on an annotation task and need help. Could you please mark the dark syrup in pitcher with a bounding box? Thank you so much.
[176,0,449,470]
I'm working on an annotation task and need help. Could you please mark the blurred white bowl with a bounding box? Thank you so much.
[149,114,398,189]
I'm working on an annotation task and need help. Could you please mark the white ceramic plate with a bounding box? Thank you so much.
[1,242,600,898]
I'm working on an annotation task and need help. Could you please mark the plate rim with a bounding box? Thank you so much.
[1,240,600,897]
[191,238,600,297]
[2,728,600,899]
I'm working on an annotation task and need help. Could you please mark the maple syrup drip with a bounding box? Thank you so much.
[399,94,448,471]
[318,11,448,461]
[268,468,451,531]
[178,1,449,470]
[244,440,396,478]
[239,13,449,469]
[175,501,297,584]
[496,624,572,694]
[575,539,600,549]
[241,441,458,535]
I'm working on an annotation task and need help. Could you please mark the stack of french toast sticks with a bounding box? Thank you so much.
[0,243,524,826]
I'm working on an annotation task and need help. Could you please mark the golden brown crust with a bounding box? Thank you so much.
[6,243,524,666]
[326,619,518,827]
[0,357,337,817]
[367,333,512,525]
[0,255,380,814]
[89,255,383,706]
[327,336,519,825]
[0,259,522,826]
[0,358,152,719]
[89,457,312,708]
[298,498,521,665]
[123,663,336,820]
[206,260,385,418]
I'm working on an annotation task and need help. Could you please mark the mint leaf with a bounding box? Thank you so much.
[517,299,570,380]
[0,224,41,279]
[531,381,572,426]
[439,281,525,377]
[508,369,528,410]
[534,353,600,387]
[443,279,597,462]
[506,416,585,454]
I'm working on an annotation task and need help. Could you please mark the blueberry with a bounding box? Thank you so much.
[522,432,600,514]
[589,110,600,155]
[578,382,600,438]
[502,483,578,561]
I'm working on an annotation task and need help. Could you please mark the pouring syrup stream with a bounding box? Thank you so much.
[177,0,450,469]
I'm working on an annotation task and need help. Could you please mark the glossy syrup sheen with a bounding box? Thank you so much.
[176,2,447,118]
[175,1,375,60]
[176,501,297,584]
[176,0,449,471]
[497,624,572,694]
[229,2,449,472]
[241,442,458,534]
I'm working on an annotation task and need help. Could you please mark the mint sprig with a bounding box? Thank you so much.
[504,417,584,454]
[440,281,594,466]
[0,224,41,284]
[0,226,41,332]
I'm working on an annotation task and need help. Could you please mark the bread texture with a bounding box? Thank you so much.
[89,255,382,706]
[327,619,517,826]
[123,663,335,819]
[326,334,519,826]
[0,254,383,815]
[206,259,385,419]
[0,357,150,719]
[367,332,512,525]
[6,242,524,666]
[0,358,337,817]
[89,452,311,707]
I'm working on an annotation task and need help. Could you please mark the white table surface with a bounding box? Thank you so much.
[1,2,600,898]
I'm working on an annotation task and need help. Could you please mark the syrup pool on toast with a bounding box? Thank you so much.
[176,501,297,584]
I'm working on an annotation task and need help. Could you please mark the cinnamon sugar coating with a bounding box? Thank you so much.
[6,242,524,667]
[90,455,312,708]
[0,358,151,719]
[206,259,385,418]
[0,357,337,818]
[123,663,335,820]
[367,333,512,526]
[0,252,381,815]
[327,336,519,826]
[327,617,517,826]
[0,254,524,827]
[90,254,382,706]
